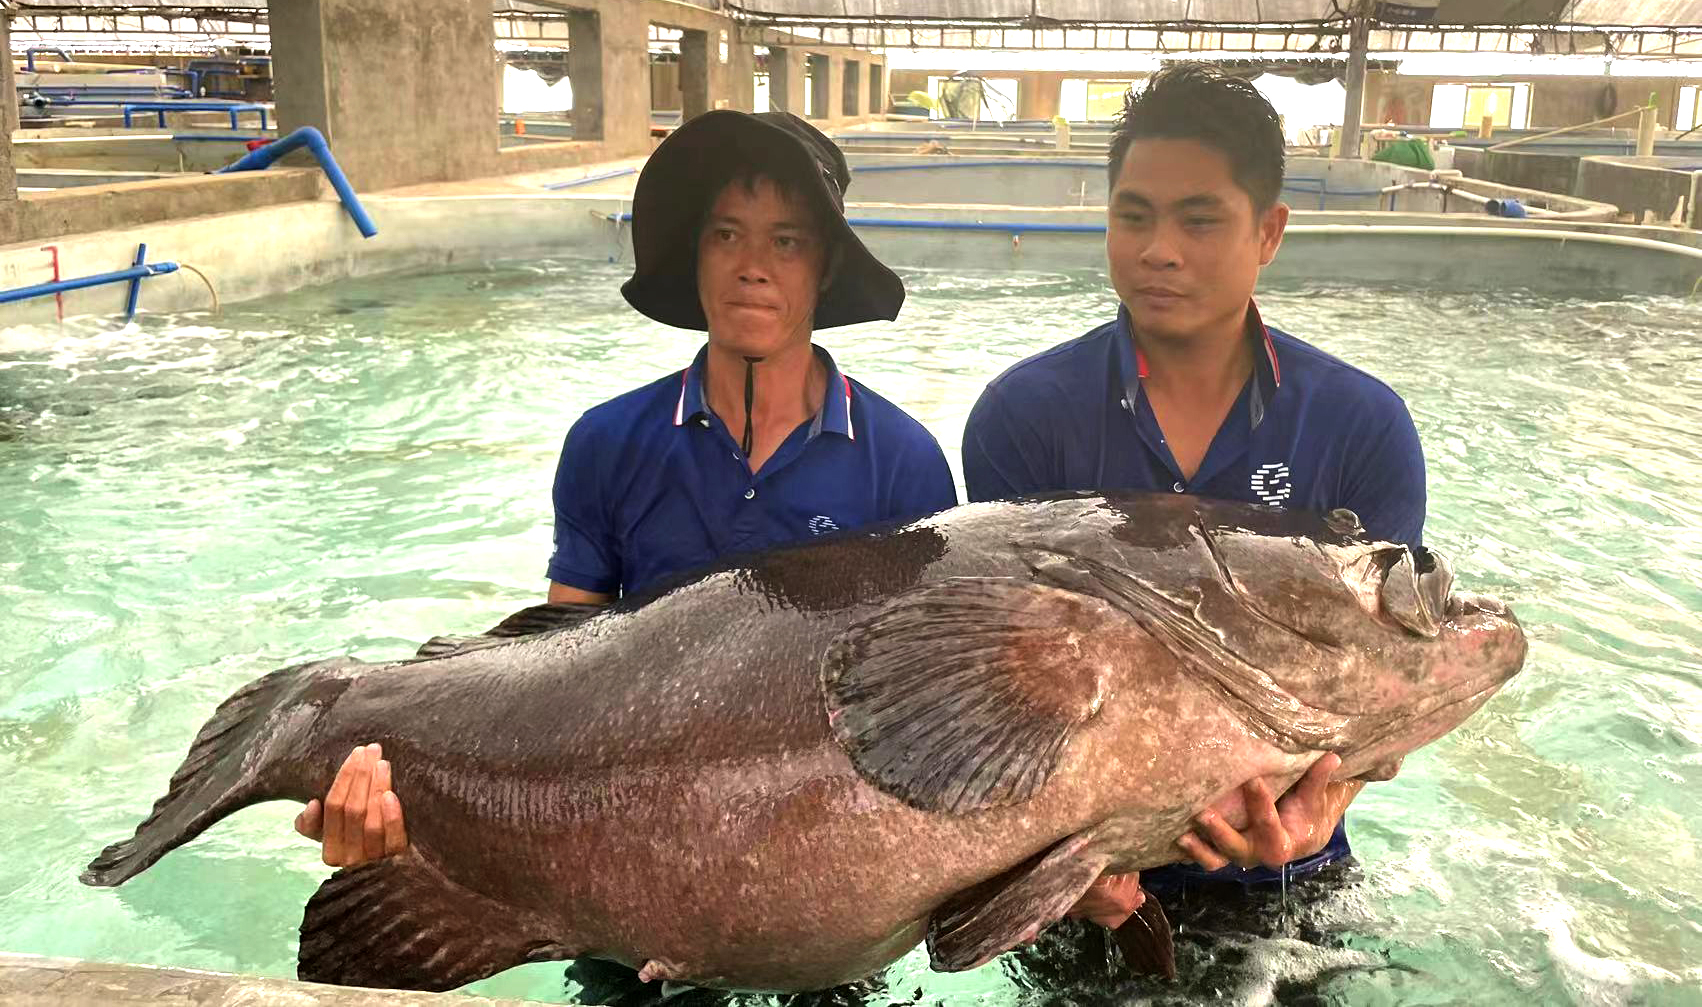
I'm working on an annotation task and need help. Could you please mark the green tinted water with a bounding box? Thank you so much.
[2,262,1699,1005]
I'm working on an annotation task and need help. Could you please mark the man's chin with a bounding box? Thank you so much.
[1124,310,1196,342]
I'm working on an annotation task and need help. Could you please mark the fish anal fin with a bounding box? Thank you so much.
[927,829,1111,972]
[823,577,1121,814]
[1112,893,1176,981]
[299,849,576,992]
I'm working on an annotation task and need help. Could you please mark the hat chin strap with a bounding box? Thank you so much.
[741,355,763,458]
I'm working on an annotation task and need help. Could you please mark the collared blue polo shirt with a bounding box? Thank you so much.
[548,344,957,598]
[962,302,1426,891]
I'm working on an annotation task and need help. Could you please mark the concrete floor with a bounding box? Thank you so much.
[0,954,532,1007]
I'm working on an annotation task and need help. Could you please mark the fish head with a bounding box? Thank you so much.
[1185,512,1527,778]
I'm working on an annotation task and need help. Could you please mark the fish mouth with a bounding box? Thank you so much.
[1340,660,1519,783]
[1446,591,1510,620]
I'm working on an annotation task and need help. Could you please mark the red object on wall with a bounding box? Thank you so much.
[245,139,275,152]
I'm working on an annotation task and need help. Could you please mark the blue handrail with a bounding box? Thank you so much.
[0,261,179,307]
[214,126,378,238]
[122,101,269,130]
[24,48,73,71]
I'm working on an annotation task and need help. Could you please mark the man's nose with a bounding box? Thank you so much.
[1139,222,1183,270]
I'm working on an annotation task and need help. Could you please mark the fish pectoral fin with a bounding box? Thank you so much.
[822,577,1120,814]
[413,602,606,660]
[1112,893,1176,981]
[299,848,576,992]
[927,829,1112,971]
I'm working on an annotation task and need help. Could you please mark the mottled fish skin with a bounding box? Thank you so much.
[81,492,1526,993]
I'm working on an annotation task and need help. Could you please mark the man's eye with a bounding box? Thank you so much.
[776,235,799,249]
[1186,218,1220,228]
[715,228,736,242]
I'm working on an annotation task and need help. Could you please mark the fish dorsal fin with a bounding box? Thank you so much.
[299,848,576,991]
[414,602,607,660]
[928,828,1112,971]
[822,577,1118,815]
[483,601,606,637]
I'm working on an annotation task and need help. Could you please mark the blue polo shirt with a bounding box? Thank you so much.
[548,344,957,598]
[962,302,1426,892]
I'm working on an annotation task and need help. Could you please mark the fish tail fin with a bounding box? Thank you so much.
[81,657,358,887]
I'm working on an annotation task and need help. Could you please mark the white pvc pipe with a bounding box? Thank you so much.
[1285,223,1702,262]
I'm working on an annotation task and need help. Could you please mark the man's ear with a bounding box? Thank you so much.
[1258,202,1289,267]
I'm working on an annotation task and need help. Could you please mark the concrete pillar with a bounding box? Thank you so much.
[1337,12,1371,160]
[0,124,14,203]
[268,0,498,190]
[768,47,804,116]
[1,12,19,138]
[728,38,757,111]
[598,2,652,153]
[1018,72,1064,120]
[679,28,710,120]
[825,53,845,125]
[568,10,605,140]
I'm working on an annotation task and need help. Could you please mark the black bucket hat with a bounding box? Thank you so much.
[620,110,904,331]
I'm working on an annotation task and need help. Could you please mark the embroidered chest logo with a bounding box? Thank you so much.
[807,515,840,535]
[1251,462,1292,505]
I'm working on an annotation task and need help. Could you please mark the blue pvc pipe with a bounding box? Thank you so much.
[0,262,179,306]
[215,126,377,238]
[848,217,1105,233]
[542,167,638,190]
[122,102,268,130]
[850,159,1106,173]
[25,48,72,71]
[124,244,148,323]
[602,212,1103,234]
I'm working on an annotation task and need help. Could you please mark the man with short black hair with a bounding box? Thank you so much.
[964,64,1427,929]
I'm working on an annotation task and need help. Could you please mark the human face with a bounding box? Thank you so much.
[697,177,828,359]
[1106,138,1287,344]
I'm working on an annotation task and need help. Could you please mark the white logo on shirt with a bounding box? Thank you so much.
[808,515,840,535]
[1251,462,1292,505]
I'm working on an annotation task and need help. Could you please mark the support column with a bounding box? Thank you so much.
[1,12,19,137]
[1337,10,1370,160]
[825,53,845,125]
[728,36,756,111]
[679,28,710,120]
[267,0,499,189]
[768,47,804,116]
[1,13,17,202]
[567,10,605,140]
[1018,72,1063,120]
[598,2,652,153]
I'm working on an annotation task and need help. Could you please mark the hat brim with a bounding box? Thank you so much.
[620,111,904,332]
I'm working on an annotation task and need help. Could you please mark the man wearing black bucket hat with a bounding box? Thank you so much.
[290,113,958,985]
